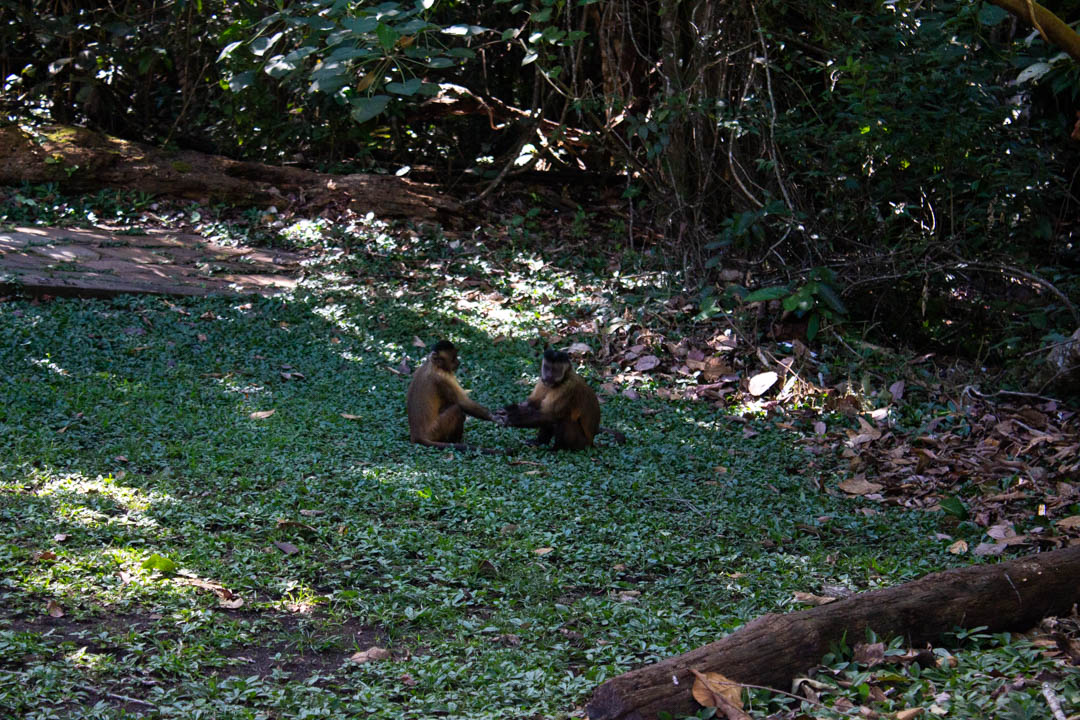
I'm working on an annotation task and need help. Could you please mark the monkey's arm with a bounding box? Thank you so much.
[499,401,557,428]
[444,377,494,421]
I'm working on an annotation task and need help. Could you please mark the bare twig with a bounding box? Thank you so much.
[1042,681,1068,720]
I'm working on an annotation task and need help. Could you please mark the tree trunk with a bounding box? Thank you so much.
[0,125,460,220]
[587,545,1080,720]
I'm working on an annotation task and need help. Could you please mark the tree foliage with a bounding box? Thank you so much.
[2,0,1078,357]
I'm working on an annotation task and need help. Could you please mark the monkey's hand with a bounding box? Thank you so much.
[492,409,510,426]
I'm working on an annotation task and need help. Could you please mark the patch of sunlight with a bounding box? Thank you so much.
[38,473,169,531]
[214,375,267,396]
[31,356,69,375]
[65,646,113,672]
[281,218,329,246]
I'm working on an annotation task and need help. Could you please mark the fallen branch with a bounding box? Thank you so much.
[587,545,1080,720]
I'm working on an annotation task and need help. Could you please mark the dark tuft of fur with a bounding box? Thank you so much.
[433,340,456,354]
[544,349,569,364]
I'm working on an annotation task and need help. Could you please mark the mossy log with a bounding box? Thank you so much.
[587,545,1080,720]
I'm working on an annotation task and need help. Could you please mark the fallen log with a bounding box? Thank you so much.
[587,544,1080,720]
[0,125,459,220]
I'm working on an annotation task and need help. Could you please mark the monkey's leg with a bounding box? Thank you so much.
[430,404,466,443]
[553,420,590,451]
[527,425,553,446]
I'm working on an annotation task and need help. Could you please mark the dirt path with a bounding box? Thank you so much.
[0,226,301,297]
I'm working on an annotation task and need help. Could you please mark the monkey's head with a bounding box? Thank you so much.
[431,340,460,373]
[540,349,571,387]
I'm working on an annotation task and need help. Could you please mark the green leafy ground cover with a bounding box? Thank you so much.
[0,213,1074,719]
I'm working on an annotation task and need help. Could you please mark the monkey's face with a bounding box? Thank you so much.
[540,358,568,387]
[434,350,460,373]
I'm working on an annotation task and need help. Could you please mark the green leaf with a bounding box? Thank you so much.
[444,24,490,36]
[815,282,848,315]
[228,70,256,92]
[343,17,379,34]
[939,496,969,520]
[743,285,790,303]
[141,554,178,575]
[386,77,423,95]
[351,94,391,122]
[977,5,1009,26]
[376,23,400,51]
[807,312,820,341]
[251,31,283,57]
[217,40,244,63]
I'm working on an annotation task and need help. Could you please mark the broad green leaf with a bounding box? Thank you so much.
[141,554,178,575]
[251,31,283,57]
[743,285,790,303]
[217,40,244,63]
[351,94,391,122]
[386,77,423,95]
[343,17,379,34]
[977,5,1008,26]
[376,22,399,51]
[939,496,969,520]
[228,70,256,91]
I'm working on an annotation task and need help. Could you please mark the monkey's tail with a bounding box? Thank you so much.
[598,427,627,445]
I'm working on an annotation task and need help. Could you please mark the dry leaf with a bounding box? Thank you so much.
[53,533,69,543]
[889,380,906,402]
[813,421,827,435]
[299,509,324,517]
[34,550,57,562]
[350,646,391,664]
[748,371,779,396]
[838,476,884,496]
[793,591,837,606]
[249,409,276,420]
[340,413,362,420]
[947,540,968,555]
[533,547,554,556]
[197,333,208,342]
[46,600,64,618]
[634,355,661,372]
[273,540,299,555]
[566,342,593,355]
[853,642,885,667]
[972,542,1006,557]
[895,709,925,720]
[412,336,426,348]
[690,669,749,719]
[398,672,417,687]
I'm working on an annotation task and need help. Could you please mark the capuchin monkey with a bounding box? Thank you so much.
[406,340,499,453]
[496,349,626,450]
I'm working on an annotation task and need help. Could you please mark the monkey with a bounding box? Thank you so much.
[495,349,626,450]
[406,340,499,454]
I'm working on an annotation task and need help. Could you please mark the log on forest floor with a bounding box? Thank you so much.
[0,125,460,220]
[587,545,1080,720]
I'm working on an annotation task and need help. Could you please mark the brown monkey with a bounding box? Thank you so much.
[496,349,626,450]
[406,340,498,453]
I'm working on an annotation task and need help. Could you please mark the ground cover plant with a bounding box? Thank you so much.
[1,210,1078,719]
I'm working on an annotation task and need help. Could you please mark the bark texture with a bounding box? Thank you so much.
[587,545,1080,720]
[0,125,459,220]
